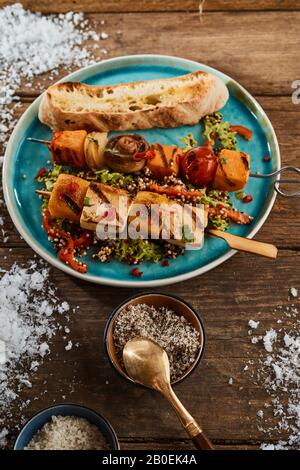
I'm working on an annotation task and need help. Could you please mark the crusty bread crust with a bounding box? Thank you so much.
[39,71,228,132]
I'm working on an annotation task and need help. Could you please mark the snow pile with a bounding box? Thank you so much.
[0,260,71,446]
[246,293,300,450]
[0,3,100,146]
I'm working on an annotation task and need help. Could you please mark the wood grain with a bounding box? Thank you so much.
[0,246,298,447]
[8,11,300,97]
[0,0,298,13]
[1,0,299,451]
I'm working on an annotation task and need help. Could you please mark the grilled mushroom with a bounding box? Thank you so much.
[104,134,149,173]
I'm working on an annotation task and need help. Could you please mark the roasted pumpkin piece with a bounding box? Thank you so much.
[213,149,250,192]
[50,130,87,167]
[48,174,89,222]
[147,144,181,180]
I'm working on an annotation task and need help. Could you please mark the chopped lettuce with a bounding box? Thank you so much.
[180,133,197,151]
[114,239,162,263]
[200,188,232,209]
[203,113,237,151]
[208,215,229,231]
[36,164,63,191]
[91,169,134,189]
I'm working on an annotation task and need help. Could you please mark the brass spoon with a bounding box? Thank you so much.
[123,337,214,450]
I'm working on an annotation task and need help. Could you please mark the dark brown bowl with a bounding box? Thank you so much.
[104,292,206,385]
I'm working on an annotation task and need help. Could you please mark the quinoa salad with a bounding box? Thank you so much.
[35,113,254,277]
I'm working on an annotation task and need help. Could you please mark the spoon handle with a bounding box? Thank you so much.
[192,431,214,450]
[162,386,214,451]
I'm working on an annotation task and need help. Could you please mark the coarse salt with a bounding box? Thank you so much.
[246,291,300,449]
[290,287,298,298]
[248,320,259,329]
[0,261,72,447]
[113,303,200,381]
[65,340,73,351]
[0,3,100,148]
[263,329,277,352]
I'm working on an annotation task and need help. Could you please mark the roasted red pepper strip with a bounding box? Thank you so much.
[35,167,47,180]
[42,210,88,273]
[73,230,93,248]
[229,125,253,141]
[147,183,204,199]
[207,205,253,225]
[58,237,87,273]
[132,148,155,161]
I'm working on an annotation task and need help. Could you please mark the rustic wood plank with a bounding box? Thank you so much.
[0,246,299,447]
[5,11,299,97]
[0,0,298,13]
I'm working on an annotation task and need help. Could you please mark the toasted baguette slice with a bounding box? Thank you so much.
[39,71,229,132]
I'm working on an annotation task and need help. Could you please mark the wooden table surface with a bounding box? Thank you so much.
[1,0,300,450]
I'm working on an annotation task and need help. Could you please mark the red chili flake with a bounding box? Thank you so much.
[132,148,155,161]
[131,267,143,277]
[34,167,47,179]
[67,181,80,193]
[263,155,271,162]
[243,194,253,203]
[162,260,169,267]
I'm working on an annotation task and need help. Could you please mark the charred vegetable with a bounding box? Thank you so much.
[180,146,218,187]
[35,130,108,169]
[83,131,108,169]
[50,130,87,167]
[48,174,89,222]
[104,134,149,173]
[146,144,181,180]
[213,149,250,192]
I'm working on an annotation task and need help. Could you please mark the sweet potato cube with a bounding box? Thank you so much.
[213,149,250,192]
[48,174,89,222]
[147,144,181,180]
[50,130,87,167]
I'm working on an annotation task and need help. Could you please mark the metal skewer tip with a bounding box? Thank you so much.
[27,137,51,145]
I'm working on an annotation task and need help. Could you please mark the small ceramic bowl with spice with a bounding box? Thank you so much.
[104,293,206,385]
[14,403,120,450]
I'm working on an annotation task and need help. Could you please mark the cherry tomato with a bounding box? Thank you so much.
[180,146,218,187]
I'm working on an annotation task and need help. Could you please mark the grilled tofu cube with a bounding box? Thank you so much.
[147,144,181,180]
[167,204,207,249]
[80,183,132,233]
[129,191,170,239]
[48,174,89,222]
[213,149,250,192]
[129,191,206,247]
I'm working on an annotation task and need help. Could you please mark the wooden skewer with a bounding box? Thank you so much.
[35,189,51,197]
[207,229,278,259]
[35,191,278,259]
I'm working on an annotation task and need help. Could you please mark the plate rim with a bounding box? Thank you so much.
[3,54,280,287]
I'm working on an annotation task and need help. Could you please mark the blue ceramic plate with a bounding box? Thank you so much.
[3,55,280,287]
